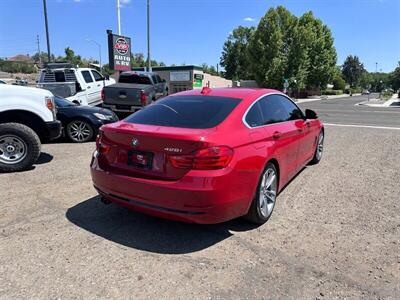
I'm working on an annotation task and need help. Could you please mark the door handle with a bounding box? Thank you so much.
[97,84,101,87]
[87,86,91,89]
[272,131,282,139]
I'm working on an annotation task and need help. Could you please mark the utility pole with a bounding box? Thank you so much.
[36,35,41,65]
[147,0,151,72]
[117,0,121,35]
[42,0,51,63]
[375,62,378,73]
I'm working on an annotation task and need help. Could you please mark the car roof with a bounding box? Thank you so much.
[174,87,281,102]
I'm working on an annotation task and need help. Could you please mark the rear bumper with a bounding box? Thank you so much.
[43,120,62,140]
[90,156,252,224]
[102,103,142,113]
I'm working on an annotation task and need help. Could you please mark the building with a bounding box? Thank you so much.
[132,65,232,94]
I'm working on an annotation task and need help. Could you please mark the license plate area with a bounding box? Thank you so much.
[127,150,153,169]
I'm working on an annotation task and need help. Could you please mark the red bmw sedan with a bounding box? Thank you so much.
[91,87,324,224]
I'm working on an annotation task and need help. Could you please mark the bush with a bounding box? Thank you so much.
[332,75,346,90]
[322,89,343,95]
[344,87,362,94]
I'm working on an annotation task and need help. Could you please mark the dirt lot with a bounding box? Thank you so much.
[0,126,399,299]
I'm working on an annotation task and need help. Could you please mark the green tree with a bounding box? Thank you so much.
[248,6,295,89]
[332,71,346,90]
[220,26,254,80]
[247,6,336,90]
[201,63,219,76]
[31,52,55,64]
[299,12,337,90]
[389,62,400,92]
[342,55,365,88]
[63,47,83,66]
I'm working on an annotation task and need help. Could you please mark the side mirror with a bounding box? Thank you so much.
[162,79,166,83]
[104,75,110,80]
[305,109,318,119]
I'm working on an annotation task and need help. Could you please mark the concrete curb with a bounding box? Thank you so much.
[356,94,400,108]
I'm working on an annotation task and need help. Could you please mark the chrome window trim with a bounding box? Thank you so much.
[242,92,304,129]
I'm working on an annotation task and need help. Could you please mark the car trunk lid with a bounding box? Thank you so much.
[98,122,212,180]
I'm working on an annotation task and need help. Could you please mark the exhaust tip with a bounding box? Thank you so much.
[100,196,112,205]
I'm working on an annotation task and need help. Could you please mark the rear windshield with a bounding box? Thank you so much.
[119,74,151,85]
[125,95,241,129]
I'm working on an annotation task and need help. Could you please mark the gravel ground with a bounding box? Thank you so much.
[0,126,399,299]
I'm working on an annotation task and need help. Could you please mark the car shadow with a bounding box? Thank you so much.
[66,196,259,254]
[35,152,53,165]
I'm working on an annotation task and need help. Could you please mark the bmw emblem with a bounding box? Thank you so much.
[132,138,139,147]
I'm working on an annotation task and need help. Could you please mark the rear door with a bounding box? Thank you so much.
[258,95,303,181]
[151,74,162,97]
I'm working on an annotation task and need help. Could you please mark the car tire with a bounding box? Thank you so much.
[66,119,94,143]
[0,123,41,172]
[309,130,324,165]
[244,162,278,224]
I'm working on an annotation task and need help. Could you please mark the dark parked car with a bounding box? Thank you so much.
[55,96,118,143]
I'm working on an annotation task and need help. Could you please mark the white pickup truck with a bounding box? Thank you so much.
[37,63,115,106]
[0,84,61,172]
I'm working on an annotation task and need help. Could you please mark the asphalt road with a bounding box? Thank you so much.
[298,94,400,128]
[1,96,399,299]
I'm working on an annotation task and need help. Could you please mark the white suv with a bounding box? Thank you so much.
[0,84,61,172]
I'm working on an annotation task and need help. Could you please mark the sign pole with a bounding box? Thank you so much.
[117,0,121,35]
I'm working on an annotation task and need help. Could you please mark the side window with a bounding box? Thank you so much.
[151,75,158,84]
[245,102,264,127]
[278,95,304,120]
[156,75,162,83]
[81,71,93,83]
[91,70,103,82]
[258,95,289,125]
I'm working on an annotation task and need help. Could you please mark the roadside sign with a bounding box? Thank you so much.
[283,79,289,89]
[283,79,289,93]
[107,30,132,71]
[170,71,190,82]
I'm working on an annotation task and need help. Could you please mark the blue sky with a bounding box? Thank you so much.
[0,0,399,72]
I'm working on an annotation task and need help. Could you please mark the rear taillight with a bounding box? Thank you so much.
[96,130,110,154]
[169,146,233,170]
[140,90,147,106]
[101,88,105,101]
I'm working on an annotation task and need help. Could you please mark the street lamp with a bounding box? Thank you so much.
[86,39,102,73]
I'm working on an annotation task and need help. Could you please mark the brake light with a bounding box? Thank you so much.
[101,88,105,101]
[96,130,110,154]
[140,90,147,106]
[169,146,233,170]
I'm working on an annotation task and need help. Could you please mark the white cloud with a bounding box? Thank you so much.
[243,17,256,22]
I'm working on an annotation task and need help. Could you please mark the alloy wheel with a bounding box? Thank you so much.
[259,167,277,218]
[316,132,324,161]
[67,121,92,142]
